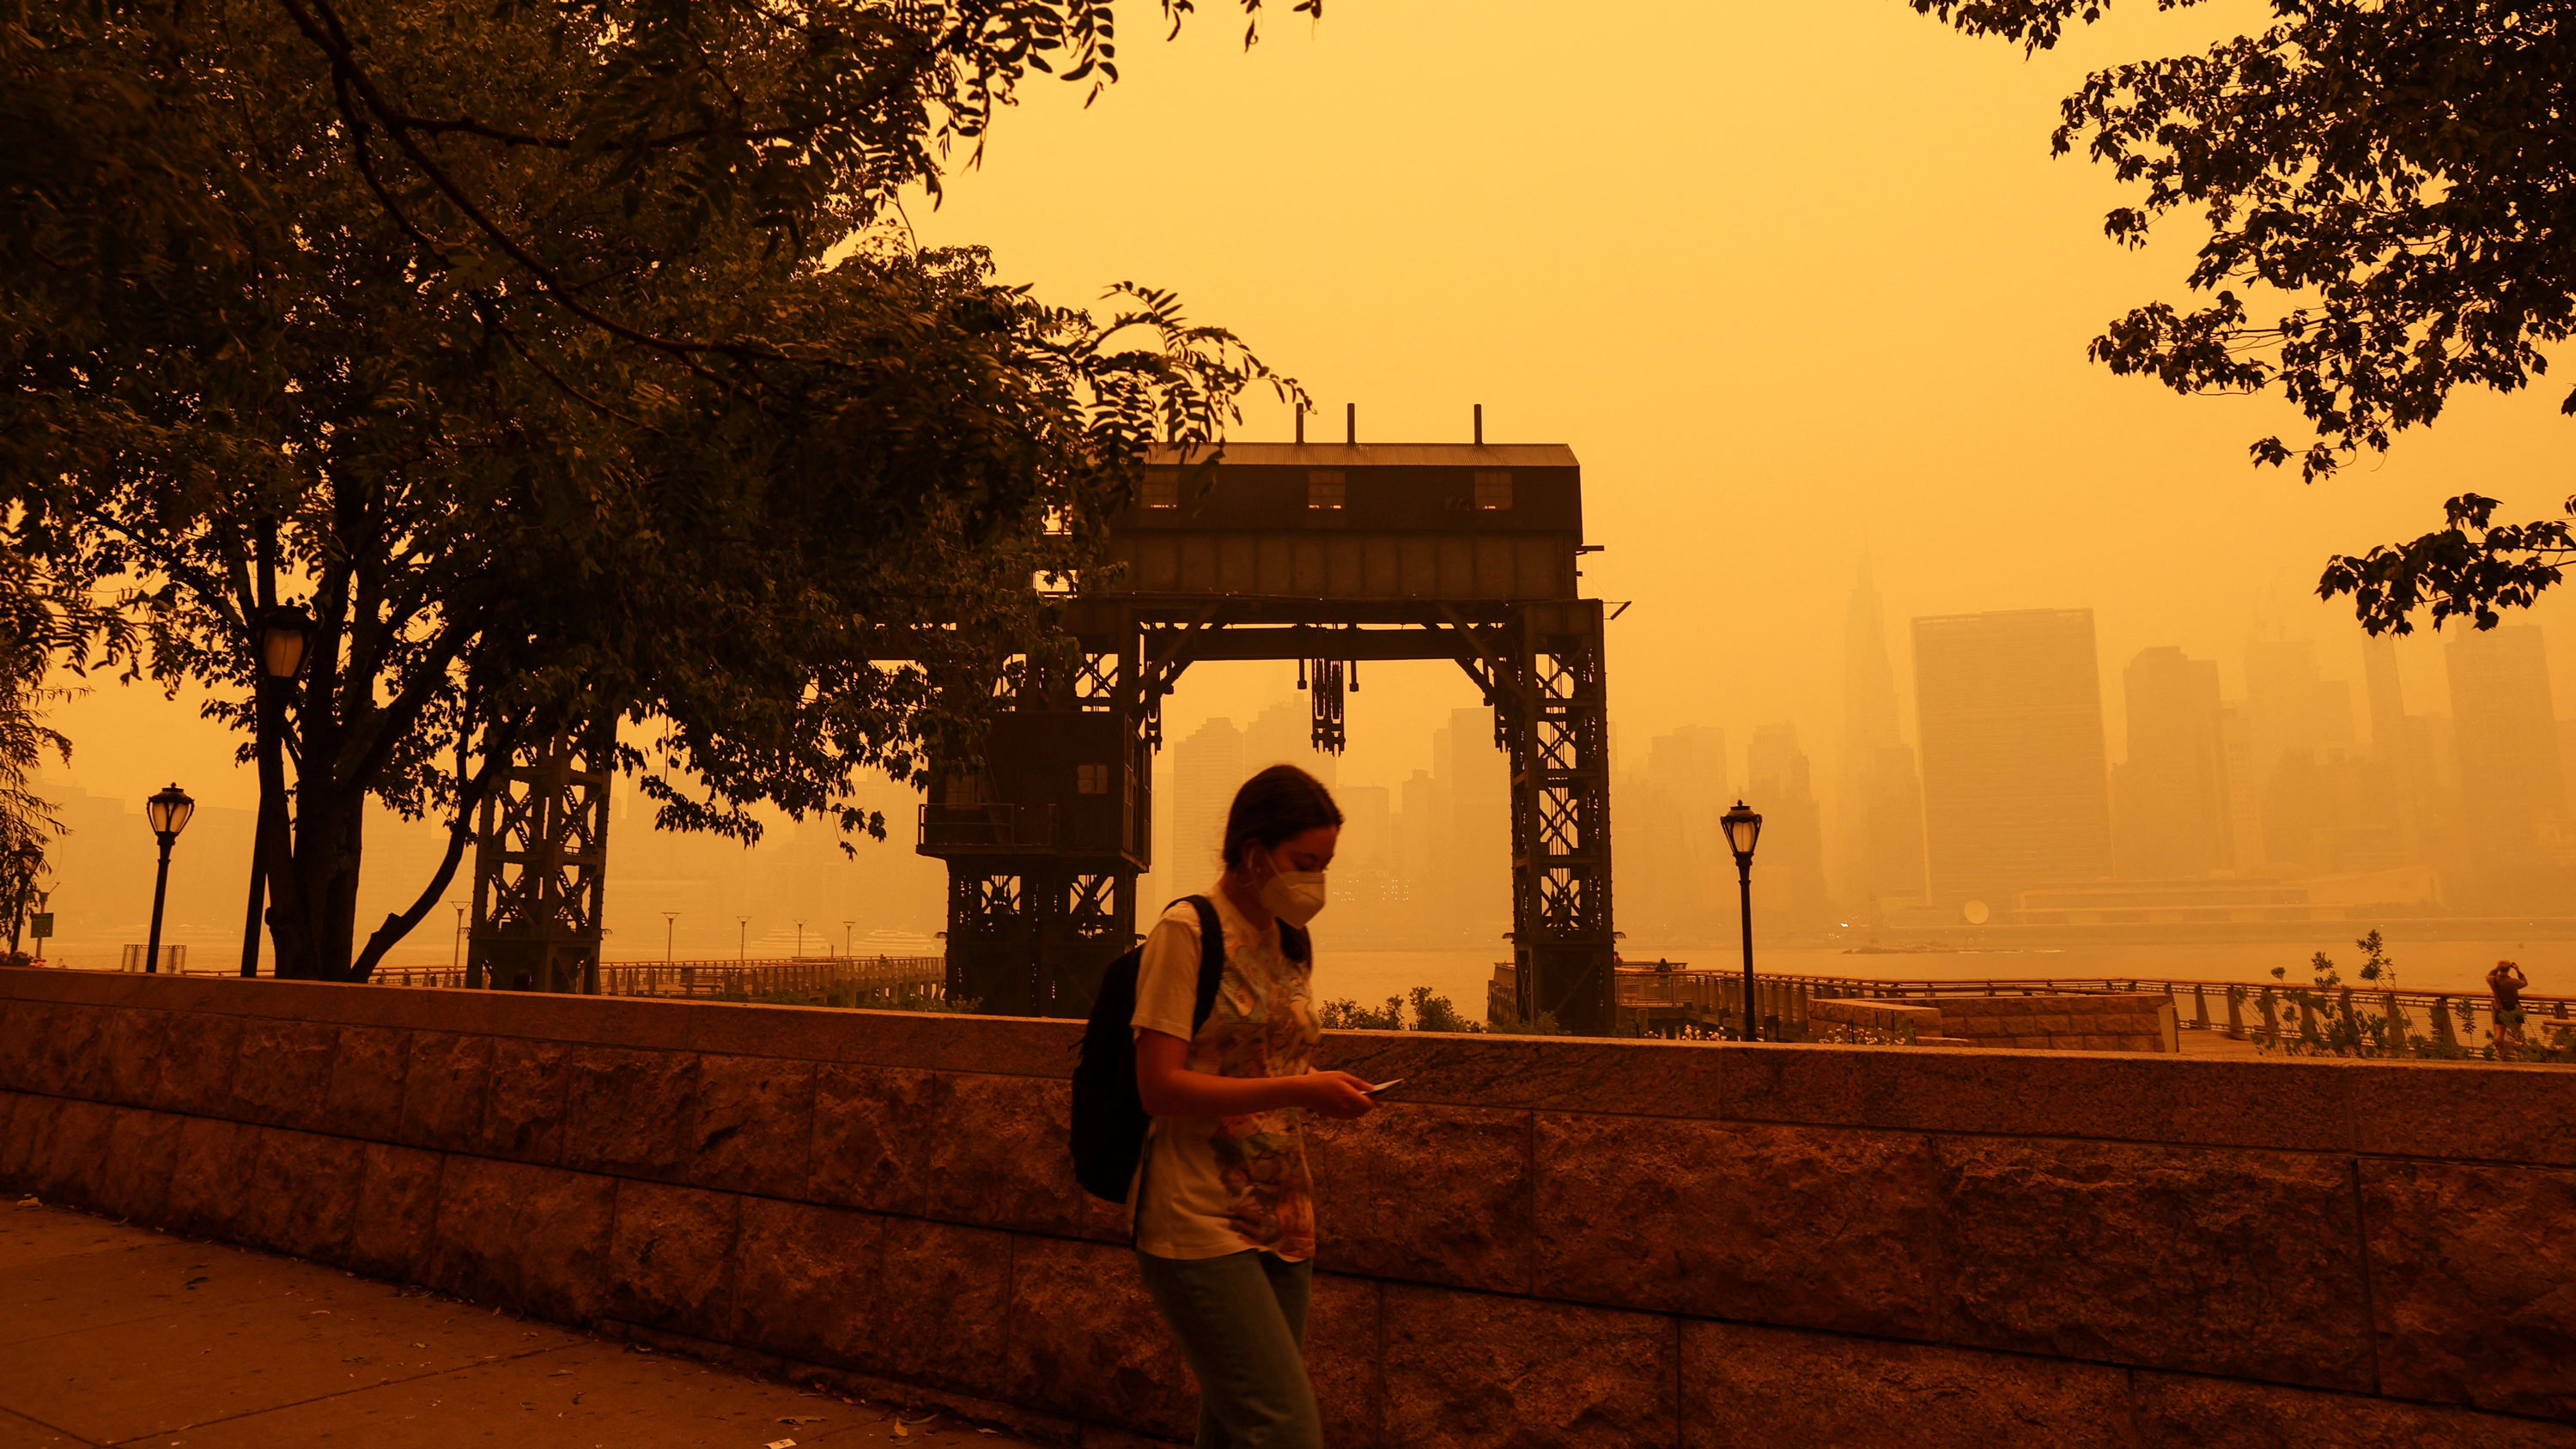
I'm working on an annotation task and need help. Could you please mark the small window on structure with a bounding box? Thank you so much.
[1473,470,1514,510]
[1307,470,1346,510]
[1142,469,1180,509]
[1076,763,1110,795]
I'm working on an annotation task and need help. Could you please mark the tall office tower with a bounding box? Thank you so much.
[1912,609,2115,912]
[2361,635,2444,868]
[2112,647,2233,879]
[1437,706,1511,939]
[1619,724,1728,937]
[2445,624,2570,906]
[1837,560,1928,915]
[1747,723,1832,927]
[2239,638,2359,869]
[1170,717,1244,883]
[1241,697,1339,790]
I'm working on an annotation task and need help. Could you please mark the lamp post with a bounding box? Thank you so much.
[6,845,41,960]
[738,916,748,962]
[842,919,854,959]
[240,605,312,977]
[1720,800,1763,1041]
[144,782,196,974]
[663,911,679,962]
[794,919,805,959]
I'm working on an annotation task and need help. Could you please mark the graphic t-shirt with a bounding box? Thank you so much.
[1127,887,1319,1262]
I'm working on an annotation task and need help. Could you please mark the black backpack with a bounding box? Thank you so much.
[1070,896,1226,1203]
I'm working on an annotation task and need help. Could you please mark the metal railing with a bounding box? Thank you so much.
[1604,964,2574,1044]
[373,954,948,1003]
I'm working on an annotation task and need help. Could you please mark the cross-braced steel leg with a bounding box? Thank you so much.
[1501,602,1615,1033]
[469,719,615,994]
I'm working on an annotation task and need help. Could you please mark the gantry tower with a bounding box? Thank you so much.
[918,438,1619,1032]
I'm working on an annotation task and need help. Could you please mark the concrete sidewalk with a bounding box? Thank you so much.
[0,1199,1042,1449]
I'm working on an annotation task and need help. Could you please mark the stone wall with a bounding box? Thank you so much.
[2,967,2573,1447]
[1922,992,2181,1052]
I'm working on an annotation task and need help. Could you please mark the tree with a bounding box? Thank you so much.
[1911,0,2576,633]
[2,0,1301,980]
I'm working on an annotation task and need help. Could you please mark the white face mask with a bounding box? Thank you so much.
[1257,856,1329,926]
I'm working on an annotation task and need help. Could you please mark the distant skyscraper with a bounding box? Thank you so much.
[2113,647,2233,879]
[1240,697,1338,791]
[2445,625,2569,904]
[1838,559,1927,915]
[1912,609,2114,911]
[1170,717,1244,882]
[1617,724,1727,940]
[1747,723,1830,927]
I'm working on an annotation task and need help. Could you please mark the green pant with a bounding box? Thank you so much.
[1133,1248,1321,1449]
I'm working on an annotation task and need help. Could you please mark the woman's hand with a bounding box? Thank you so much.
[1294,1070,1379,1120]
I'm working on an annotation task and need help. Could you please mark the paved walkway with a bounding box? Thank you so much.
[0,1199,1042,1449]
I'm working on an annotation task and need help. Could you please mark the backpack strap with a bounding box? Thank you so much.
[1184,894,1225,1032]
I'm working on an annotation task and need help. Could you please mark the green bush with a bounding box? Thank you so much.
[1319,985,1528,1034]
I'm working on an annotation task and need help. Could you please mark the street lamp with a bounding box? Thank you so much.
[1720,800,1763,1041]
[6,845,41,960]
[738,915,748,963]
[663,910,679,962]
[240,605,313,978]
[842,919,854,959]
[143,782,195,974]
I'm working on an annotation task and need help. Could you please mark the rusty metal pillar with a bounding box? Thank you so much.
[467,719,614,994]
[1504,600,1616,1034]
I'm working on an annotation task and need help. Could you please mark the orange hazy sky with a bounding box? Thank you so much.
[39,0,2576,834]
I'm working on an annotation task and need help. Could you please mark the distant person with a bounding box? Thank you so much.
[2489,959,2530,1058]
[1130,765,1376,1449]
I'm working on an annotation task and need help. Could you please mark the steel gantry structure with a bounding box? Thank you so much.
[917,440,1621,1032]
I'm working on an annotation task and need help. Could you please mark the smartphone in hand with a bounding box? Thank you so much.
[1362,1077,1404,1095]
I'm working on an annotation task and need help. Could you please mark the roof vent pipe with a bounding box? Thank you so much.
[1295,405,1304,445]
[1346,403,1357,446]
[1474,403,1484,446]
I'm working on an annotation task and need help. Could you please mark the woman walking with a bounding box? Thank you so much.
[1129,764,1376,1448]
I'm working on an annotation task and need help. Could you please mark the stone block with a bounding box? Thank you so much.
[164,1114,262,1238]
[344,1142,444,1279]
[605,1179,742,1340]
[1310,1271,1383,1449]
[1534,1114,1934,1337]
[1932,1137,2372,1388]
[228,1017,342,1131]
[732,1197,884,1367]
[95,1106,183,1222]
[1309,1102,1530,1293]
[684,1053,814,1198]
[1317,1032,1727,1119]
[0,1003,49,1091]
[2361,1159,2576,1420]
[2350,1066,2576,1167]
[428,1156,617,1322]
[235,1126,365,1261]
[32,1003,104,1099]
[322,1026,409,1140]
[30,1097,115,1210]
[809,1064,935,1215]
[396,1030,491,1151]
[1721,1047,2354,1153]
[94,1008,169,1106]
[559,1046,696,1179]
[1679,1319,2136,1449]
[150,1009,245,1118]
[2130,1370,2576,1447]
[921,1072,1126,1241]
[0,1090,56,1186]
[1005,1234,1193,1439]
[873,1216,1013,1396]
[2035,1015,2075,1035]
[477,1036,569,1164]
[1382,1282,1677,1448]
